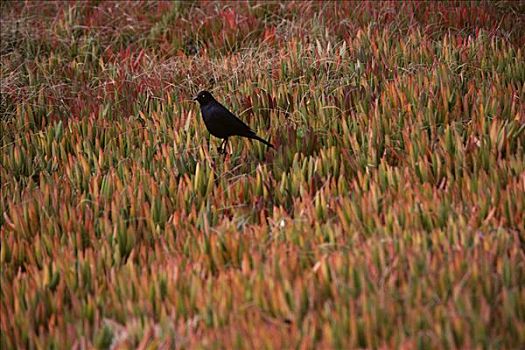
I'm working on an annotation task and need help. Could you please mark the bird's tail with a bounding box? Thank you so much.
[247,133,274,149]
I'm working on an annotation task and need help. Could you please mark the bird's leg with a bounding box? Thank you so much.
[218,139,226,154]
[223,138,229,155]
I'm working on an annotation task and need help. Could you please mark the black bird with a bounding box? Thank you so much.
[194,90,274,154]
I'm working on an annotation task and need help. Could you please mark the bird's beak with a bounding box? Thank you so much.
[192,96,197,101]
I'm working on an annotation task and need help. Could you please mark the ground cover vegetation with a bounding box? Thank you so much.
[1,1,524,348]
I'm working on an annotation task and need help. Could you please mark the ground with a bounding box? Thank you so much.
[1,1,524,349]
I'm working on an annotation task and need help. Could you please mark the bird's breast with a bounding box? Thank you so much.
[200,106,230,139]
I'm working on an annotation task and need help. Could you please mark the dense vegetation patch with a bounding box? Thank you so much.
[1,1,524,348]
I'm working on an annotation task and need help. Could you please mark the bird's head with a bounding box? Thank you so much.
[193,90,214,105]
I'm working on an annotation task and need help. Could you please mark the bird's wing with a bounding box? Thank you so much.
[212,103,254,136]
